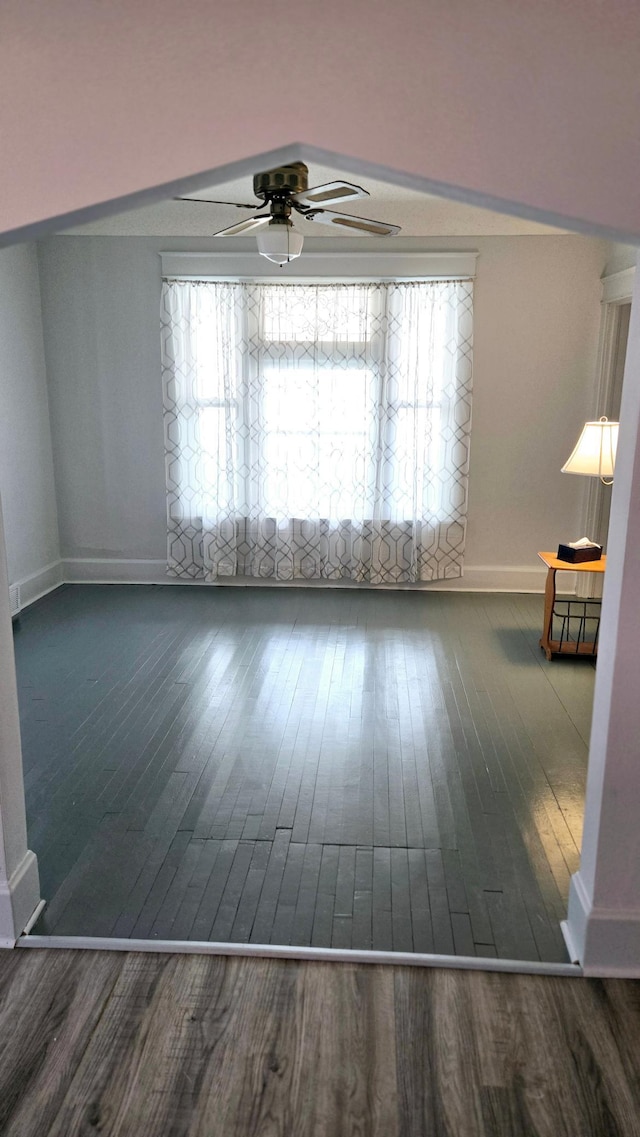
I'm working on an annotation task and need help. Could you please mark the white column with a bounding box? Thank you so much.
[0,494,41,946]
[564,254,640,976]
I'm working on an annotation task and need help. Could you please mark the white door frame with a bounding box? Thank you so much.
[0,495,41,944]
[577,267,635,601]
[564,259,640,974]
[0,155,639,974]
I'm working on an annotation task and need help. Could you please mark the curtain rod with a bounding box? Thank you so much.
[158,250,478,260]
[161,276,475,284]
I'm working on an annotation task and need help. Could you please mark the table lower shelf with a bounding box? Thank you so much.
[540,596,601,660]
[539,637,599,660]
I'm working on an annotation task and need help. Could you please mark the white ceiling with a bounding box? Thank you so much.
[62,161,569,238]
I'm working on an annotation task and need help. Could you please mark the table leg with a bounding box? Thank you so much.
[539,566,556,660]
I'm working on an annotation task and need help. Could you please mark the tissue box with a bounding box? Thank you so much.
[557,543,603,563]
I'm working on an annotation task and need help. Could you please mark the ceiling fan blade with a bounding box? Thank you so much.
[293,180,369,207]
[306,210,401,236]
[213,215,271,237]
[175,197,259,209]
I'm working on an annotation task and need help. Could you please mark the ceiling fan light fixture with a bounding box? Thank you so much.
[201,164,401,258]
[256,219,304,266]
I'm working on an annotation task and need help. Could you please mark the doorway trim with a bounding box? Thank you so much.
[0,148,639,973]
[577,268,635,601]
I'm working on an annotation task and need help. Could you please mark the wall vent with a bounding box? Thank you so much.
[9,584,21,620]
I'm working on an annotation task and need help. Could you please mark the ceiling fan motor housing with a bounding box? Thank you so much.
[253,162,309,200]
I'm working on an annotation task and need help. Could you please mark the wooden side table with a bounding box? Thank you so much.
[538,551,606,660]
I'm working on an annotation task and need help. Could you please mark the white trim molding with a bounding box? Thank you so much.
[12,559,63,610]
[563,261,640,978]
[0,493,42,948]
[0,851,41,948]
[62,557,169,584]
[159,249,478,281]
[62,557,554,594]
[577,264,636,599]
[564,873,640,977]
[601,266,636,305]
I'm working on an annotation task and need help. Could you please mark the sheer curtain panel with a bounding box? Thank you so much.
[161,279,473,584]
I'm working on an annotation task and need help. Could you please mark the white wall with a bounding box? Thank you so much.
[468,235,606,576]
[0,245,61,604]
[37,233,607,590]
[38,237,166,563]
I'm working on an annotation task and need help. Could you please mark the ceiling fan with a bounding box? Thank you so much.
[175,162,401,265]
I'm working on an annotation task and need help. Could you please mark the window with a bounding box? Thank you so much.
[161,278,473,583]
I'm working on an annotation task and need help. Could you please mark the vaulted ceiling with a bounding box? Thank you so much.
[63,161,569,239]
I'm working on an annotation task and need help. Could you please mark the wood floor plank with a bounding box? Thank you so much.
[407,849,434,954]
[45,953,194,1137]
[3,950,640,1137]
[391,848,413,952]
[208,840,257,941]
[189,839,240,942]
[128,830,194,939]
[109,828,205,939]
[394,967,486,1135]
[372,846,393,951]
[17,585,595,960]
[250,829,292,944]
[0,950,123,1137]
[425,849,455,955]
[291,843,324,946]
[168,839,224,940]
[285,960,399,1137]
[270,841,306,946]
[228,841,272,943]
[310,844,340,947]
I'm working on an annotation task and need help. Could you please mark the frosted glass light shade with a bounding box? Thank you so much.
[256,221,304,265]
[562,418,618,479]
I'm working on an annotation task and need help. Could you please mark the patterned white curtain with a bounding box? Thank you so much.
[161,279,473,584]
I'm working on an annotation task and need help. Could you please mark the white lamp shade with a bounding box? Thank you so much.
[256,221,304,265]
[561,418,619,478]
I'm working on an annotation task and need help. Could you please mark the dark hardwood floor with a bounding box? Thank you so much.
[1,948,639,1136]
[14,584,595,959]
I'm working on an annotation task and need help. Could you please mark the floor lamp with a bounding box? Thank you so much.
[560,414,618,562]
[562,416,619,486]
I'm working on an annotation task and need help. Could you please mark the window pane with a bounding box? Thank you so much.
[388,286,453,405]
[260,285,376,343]
[200,406,236,512]
[390,406,443,520]
[262,365,373,431]
[260,364,375,516]
[192,289,240,402]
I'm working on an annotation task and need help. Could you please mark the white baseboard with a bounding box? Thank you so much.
[434,564,570,593]
[0,850,41,948]
[13,560,64,610]
[62,557,559,594]
[62,557,168,584]
[565,871,640,977]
